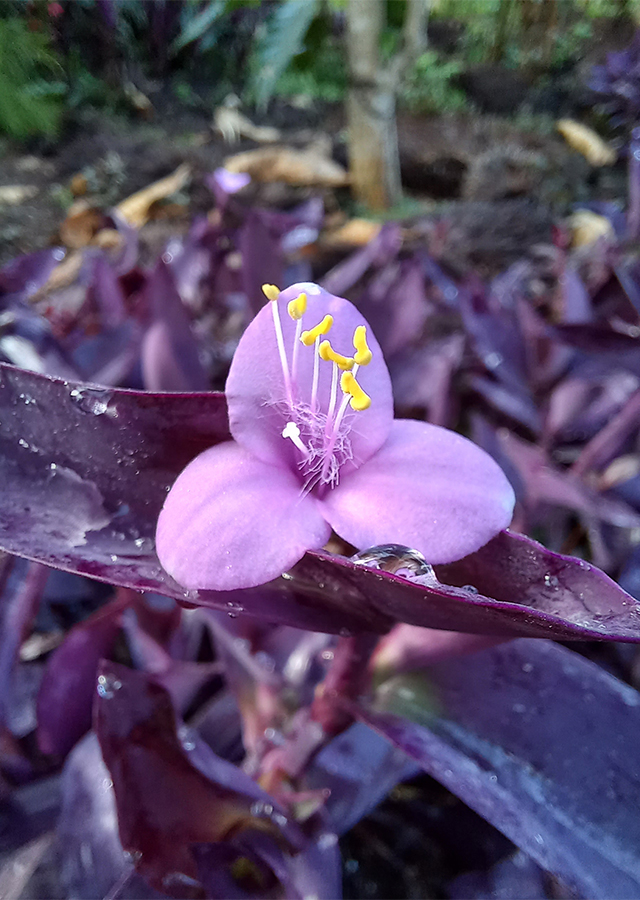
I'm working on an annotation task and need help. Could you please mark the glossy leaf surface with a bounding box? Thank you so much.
[356,639,640,899]
[1,363,640,640]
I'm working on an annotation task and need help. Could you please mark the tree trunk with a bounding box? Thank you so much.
[346,0,402,211]
[346,0,429,211]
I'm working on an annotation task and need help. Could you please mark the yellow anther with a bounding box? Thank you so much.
[300,314,333,346]
[262,283,280,302]
[340,371,371,411]
[287,292,307,320]
[319,339,354,371]
[353,325,373,366]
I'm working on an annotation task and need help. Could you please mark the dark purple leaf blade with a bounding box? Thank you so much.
[434,530,640,637]
[95,662,301,892]
[58,732,162,900]
[0,562,49,733]
[0,248,64,302]
[141,259,208,392]
[355,639,640,899]
[449,851,559,900]
[2,363,640,640]
[239,210,284,315]
[307,722,419,835]
[321,224,402,296]
[0,360,229,588]
[36,593,127,757]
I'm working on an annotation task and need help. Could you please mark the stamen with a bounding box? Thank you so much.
[289,296,307,392]
[340,370,371,411]
[262,284,280,302]
[327,360,339,425]
[287,293,307,320]
[301,315,332,346]
[262,284,292,406]
[291,317,302,388]
[353,325,373,366]
[282,421,308,456]
[311,335,320,411]
[321,374,351,483]
[318,340,354,371]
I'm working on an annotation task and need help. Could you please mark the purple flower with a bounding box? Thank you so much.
[156,283,515,590]
[211,167,252,195]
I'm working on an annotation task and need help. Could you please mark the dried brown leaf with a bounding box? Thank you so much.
[556,119,616,166]
[116,163,191,228]
[224,146,349,187]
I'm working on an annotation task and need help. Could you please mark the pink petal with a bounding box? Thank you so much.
[156,441,331,590]
[321,419,516,564]
[226,283,394,474]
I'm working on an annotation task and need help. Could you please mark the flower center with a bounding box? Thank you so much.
[262,284,373,493]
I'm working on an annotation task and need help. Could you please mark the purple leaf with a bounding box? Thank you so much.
[356,258,430,359]
[239,210,284,315]
[389,334,464,425]
[629,127,640,241]
[492,429,640,527]
[95,662,302,892]
[469,375,541,434]
[355,639,640,899]
[86,254,127,328]
[104,210,139,275]
[321,224,403,297]
[460,286,529,392]
[0,562,49,732]
[307,722,419,835]
[58,732,162,899]
[141,259,209,391]
[0,360,229,588]
[165,219,213,308]
[0,248,65,303]
[560,264,593,324]
[71,319,141,386]
[555,324,640,377]
[434,530,640,638]
[371,624,507,677]
[36,593,127,757]
[571,387,640,477]
[449,852,552,900]
[1,364,640,640]
[0,833,55,900]
[614,262,640,316]
[420,251,461,308]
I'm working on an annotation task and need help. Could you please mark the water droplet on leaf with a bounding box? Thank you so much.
[352,545,437,585]
[97,674,121,699]
[69,386,114,416]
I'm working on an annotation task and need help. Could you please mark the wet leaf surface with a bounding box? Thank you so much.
[2,362,640,640]
[357,639,640,899]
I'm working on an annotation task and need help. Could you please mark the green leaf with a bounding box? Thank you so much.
[253,0,321,110]
[170,0,226,56]
[0,17,63,139]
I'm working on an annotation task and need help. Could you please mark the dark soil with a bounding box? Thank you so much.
[0,84,625,272]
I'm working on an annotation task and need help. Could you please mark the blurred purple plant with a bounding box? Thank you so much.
[590,31,640,132]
